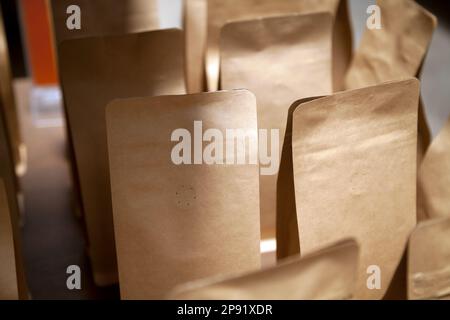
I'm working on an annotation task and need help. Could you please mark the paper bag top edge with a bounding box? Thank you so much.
[295,78,420,116]
[106,89,257,120]
[168,239,359,300]
[220,11,334,34]
[59,28,183,54]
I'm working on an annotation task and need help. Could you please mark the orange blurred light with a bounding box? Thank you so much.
[21,0,58,85]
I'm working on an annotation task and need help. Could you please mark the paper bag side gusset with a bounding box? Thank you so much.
[106,90,261,299]
[169,239,359,300]
[292,79,419,299]
[276,96,323,260]
[220,13,333,239]
[0,10,25,176]
[59,29,186,286]
[408,218,450,300]
[419,117,450,220]
[204,0,350,92]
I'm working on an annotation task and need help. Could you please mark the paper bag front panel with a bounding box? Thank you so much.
[221,13,333,238]
[293,79,419,299]
[59,29,186,285]
[106,90,261,299]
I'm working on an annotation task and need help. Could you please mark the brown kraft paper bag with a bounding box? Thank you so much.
[344,0,436,170]
[184,0,352,93]
[221,13,333,239]
[408,217,450,300]
[106,90,261,299]
[292,79,420,299]
[59,29,186,286]
[169,239,359,300]
[419,116,450,220]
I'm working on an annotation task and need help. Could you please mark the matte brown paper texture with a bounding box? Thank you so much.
[408,218,450,300]
[170,240,359,300]
[276,97,322,260]
[292,79,420,299]
[0,180,18,300]
[106,90,261,299]
[184,0,352,93]
[419,116,450,220]
[221,13,333,239]
[59,29,186,286]
[50,0,159,45]
[344,0,436,166]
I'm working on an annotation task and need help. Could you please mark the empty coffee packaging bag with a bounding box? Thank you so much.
[408,217,450,300]
[419,116,450,220]
[221,13,333,239]
[292,79,420,299]
[59,29,186,286]
[184,0,352,92]
[106,90,261,299]
[169,239,359,300]
[345,0,436,166]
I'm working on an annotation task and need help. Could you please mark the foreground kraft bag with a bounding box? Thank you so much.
[344,0,436,222]
[0,180,19,299]
[50,0,159,45]
[221,13,333,239]
[408,217,450,300]
[169,239,359,300]
[419,116,450,220]
[291,79,420,299]
[184,0,352,93]
[59,29,186,286]
[106,90,261,299]
[0,10,26,176]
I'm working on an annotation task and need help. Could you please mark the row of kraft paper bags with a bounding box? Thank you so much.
[1,0,449,300]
